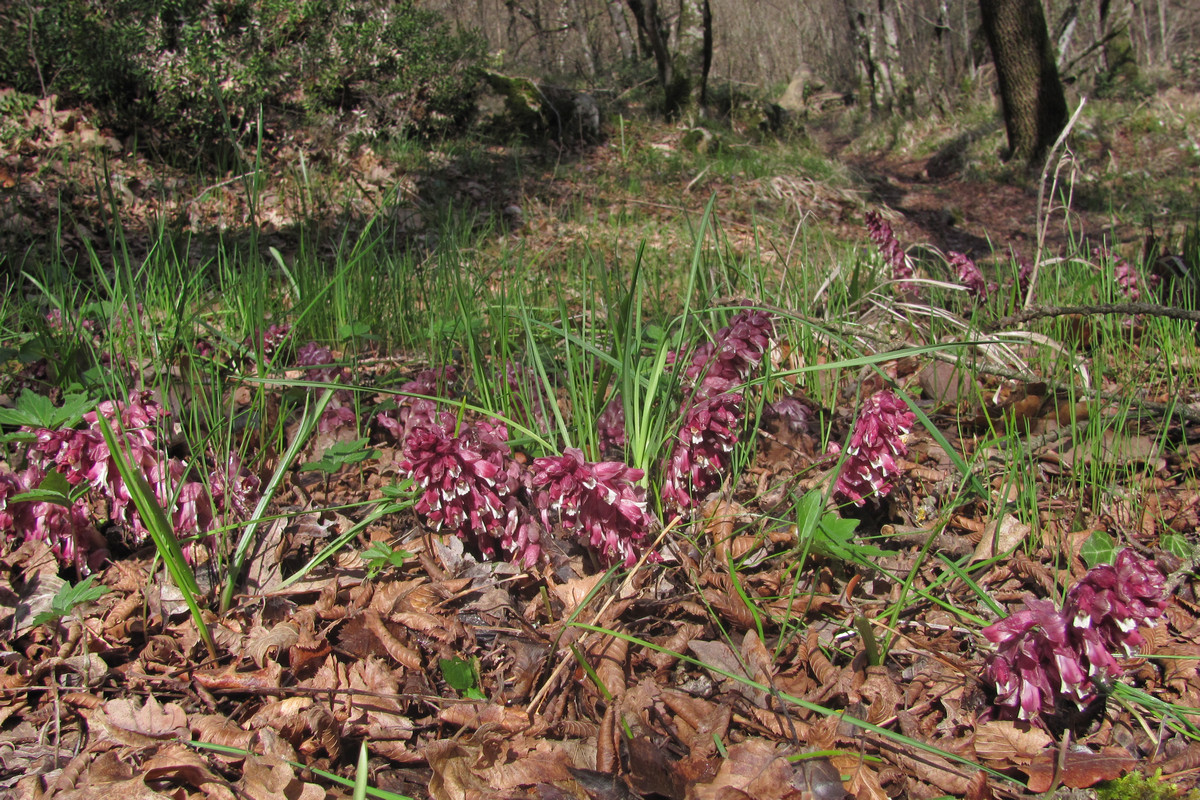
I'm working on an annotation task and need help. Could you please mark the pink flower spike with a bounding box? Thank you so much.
[531,448,652,567]
[834,389,915,506]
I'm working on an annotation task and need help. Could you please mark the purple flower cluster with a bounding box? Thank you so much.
[596,397,627,454]
[661,392,743,510]
[0,466,108,574]
[948,251,996,301]
[295,341,357,433]
[865,211,917,295]
[377,367,457,445]
[26,391,260,566]
[984,549,1167,723]
[834,389,915,506]
[674,310,776,396]
[659,310,776,510]
[1098,247,1160,302]
[399,412,521,560]
[397,406,660,567]
[531,449,652,567]
[766,395,810,434]
[244,323,292,363]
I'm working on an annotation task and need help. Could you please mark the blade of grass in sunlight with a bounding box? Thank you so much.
[189,741,414,800]
[96,413,218,661]
[219,387,335,612]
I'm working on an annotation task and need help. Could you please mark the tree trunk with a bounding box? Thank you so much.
[625,0,711,118]
[979,0,1068,165]
[1099,0,1139,90]
[607,0,636,61]
[563,0,597,78]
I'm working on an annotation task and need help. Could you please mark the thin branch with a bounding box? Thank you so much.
[985,302,1200,330]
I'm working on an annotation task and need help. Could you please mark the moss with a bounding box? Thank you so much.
[1097,771,1200,800]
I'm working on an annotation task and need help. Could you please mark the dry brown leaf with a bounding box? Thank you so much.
[191,714,254,750]
[438,702,530,733]
[363,608,423,669]
[193,661,283,693]
[239,754,324,800]
[245,621,300,668]
[550,573,608,616]
[1017,746,1137,792]
[972,513,1030,562]
[103,695,188,738]
[973,720,1052,764]
[688,739,805,800]
[591,632,629,699]
[54,776,173,800]
[141,742,219,787]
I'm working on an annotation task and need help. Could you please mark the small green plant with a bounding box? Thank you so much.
[360,541,413,580]
[0,389,93,440]
[439,656,486,700]
[32,574,110,628]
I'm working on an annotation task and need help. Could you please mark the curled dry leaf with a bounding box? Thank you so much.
[239,753,324,800]
[191,714,255,750]
[245,621,300,668]
[438,702,530,733]
[141,742,219,788]
[590,632,629,699]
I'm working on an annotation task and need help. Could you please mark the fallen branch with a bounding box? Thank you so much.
[985,302,1200,331]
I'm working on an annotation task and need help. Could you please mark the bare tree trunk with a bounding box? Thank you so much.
[625,0,711,118]
[1099,0,1139,89]
[564,0,597,78]
[844,0,880,109]
[979,0,1069,164]
[1053,0,1080,70]
[875,0,902,101]
[607,0,636,61]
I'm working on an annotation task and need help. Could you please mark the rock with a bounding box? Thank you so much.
[480,71,602,143]
[776,68,826,113]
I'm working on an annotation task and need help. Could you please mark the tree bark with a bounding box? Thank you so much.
[625,0,711,118]
[563,0,597,78]
[607,0,636,61]
[1099,0,1139,90]
[979,0,1068,165]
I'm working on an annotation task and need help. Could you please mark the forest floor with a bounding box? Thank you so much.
[2,85,1200,800]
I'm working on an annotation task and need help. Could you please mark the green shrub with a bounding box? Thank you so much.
[0,0,485,154]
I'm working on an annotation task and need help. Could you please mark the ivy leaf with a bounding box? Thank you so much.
[1160,533,1193,560]
[1080,531,1117,568]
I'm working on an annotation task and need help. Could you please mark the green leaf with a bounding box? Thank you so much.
[361,541,413,580]
[1080,530,1118,568]
[1160,533,1193,560]
[439,657,485,700]
[299,438,379,474]
[32,575,109,627]
[338,321,371,340]
[9,469,76,508]
[0,389,92,429]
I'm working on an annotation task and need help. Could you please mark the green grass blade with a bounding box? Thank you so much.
[96,414,217,660]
